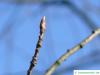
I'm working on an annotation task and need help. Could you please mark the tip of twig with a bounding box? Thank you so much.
[41,16,46,31]
[43,16,45,21]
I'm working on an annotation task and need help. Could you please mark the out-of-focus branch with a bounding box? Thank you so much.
[27,16,46,75]
[45,28,100,75]
[5,0,97,31]
[64,1,97,30]
[40,0,97,30]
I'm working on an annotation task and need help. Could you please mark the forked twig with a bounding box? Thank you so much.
[27,16,46,75]
[45,28,100,75]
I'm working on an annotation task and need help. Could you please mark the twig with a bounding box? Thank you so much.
[45,28,100,75]
[27,16,46,75]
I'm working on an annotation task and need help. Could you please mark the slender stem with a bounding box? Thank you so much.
[45,28,100,75]
[27,16,46,75]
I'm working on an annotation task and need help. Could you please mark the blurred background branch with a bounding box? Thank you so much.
[0,0,100,75]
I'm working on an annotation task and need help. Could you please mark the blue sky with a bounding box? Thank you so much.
[0,0,100,75]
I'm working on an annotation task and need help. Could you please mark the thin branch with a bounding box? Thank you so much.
[27,16,46,75]
[45,28,100,75]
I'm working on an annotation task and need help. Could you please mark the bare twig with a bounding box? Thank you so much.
[45,28,100,75]
[27,16,46,75]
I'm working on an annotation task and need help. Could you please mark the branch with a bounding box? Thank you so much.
[45,28,100,75]
[27,16,46,75]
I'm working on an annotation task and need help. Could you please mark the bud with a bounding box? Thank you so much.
[40,16,46,33]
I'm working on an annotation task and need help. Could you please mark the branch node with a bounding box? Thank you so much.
[79,44,83,48]
[55,61,61,66]
[67,49,70,52]
[92,30,95,34]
